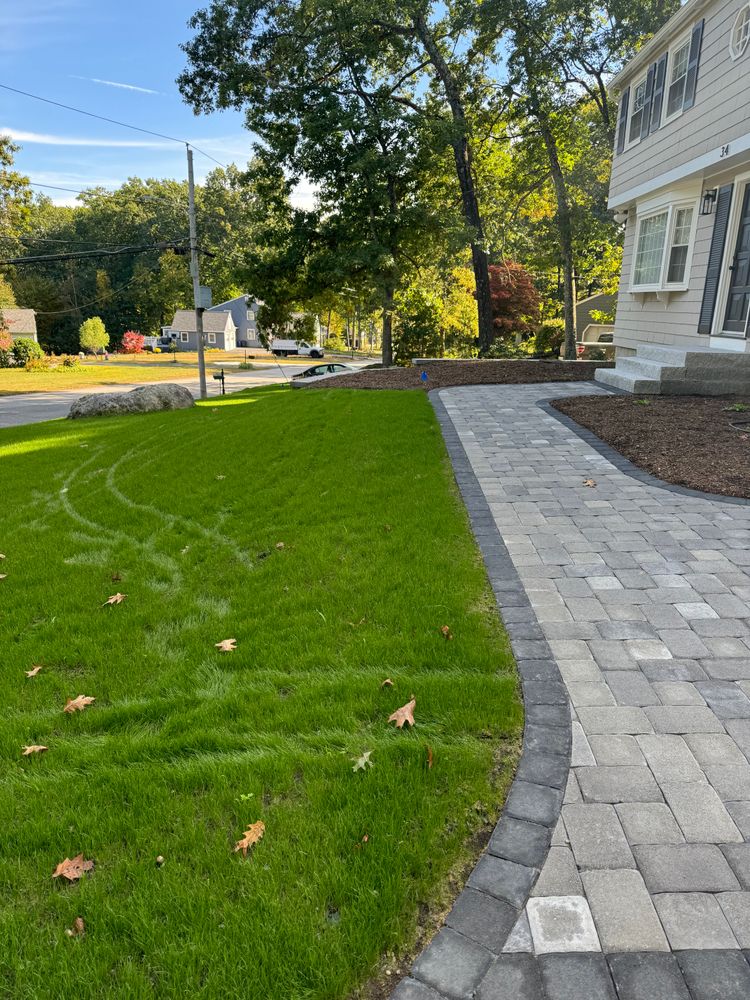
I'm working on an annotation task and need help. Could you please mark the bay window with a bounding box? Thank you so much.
[631,202,697,291]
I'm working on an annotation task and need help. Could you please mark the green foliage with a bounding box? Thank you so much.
[393,286,443,366]
[483,338,533,359]
[78,316,109,353]
[324,336,347,353]
[534,320,566,357]
[11,337,44,365]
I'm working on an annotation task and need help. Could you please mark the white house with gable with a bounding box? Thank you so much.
[597,0,750,393]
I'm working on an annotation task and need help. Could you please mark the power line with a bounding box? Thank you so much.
[0,82,229,169]
[0,240,189,267]
[33,267,160,317]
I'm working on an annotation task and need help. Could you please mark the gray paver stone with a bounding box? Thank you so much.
[476,954,543,1000]
[588,734,645,765]
[727,802,750,837]
[576,706,652,735]
[718,893,750,948]
[488,815,552,869]
[562,803,634,869]
[581,869,669,952]
[634,844,741,892]
[530,847,582,897]
[538,953,616,1000]
[445,889,518,954]
[677,949,750,1000]
[412,927,493,1000]
[615,802,685,844]
[696,682,750,719]
[515,752,568,790]
[604,671,660,706]
[654,894,739,950]
[722,845,750,890]
[644,706,724,733]
[705,762,750,800]
[661,781,743,843]
[526,896,600,953]
[504,781,563,828]
[502,911,533,953]
[606,953,690,1000]
[571,722,595,766]
[652,681,706,706]
[391,979,445,1000]
[684,734,750,766]
[636,734,705,782]
[468,855,537,909]
[576,764,663,803]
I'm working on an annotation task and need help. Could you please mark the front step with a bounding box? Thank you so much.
[635,344,690,366]
[593,368,661,394]
[615,356,684,380]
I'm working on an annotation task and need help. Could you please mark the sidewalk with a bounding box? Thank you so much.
[396,382,750,1000]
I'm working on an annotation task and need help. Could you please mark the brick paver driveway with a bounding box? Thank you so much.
[396,383,750,1000]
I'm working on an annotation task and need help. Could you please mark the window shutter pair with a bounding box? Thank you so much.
[698,184,734,335]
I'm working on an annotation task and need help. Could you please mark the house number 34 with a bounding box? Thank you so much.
[720,144,730,158]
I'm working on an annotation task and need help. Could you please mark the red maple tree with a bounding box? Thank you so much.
[488,262,540,343]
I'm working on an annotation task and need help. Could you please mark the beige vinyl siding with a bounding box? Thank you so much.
[610,0,750,204]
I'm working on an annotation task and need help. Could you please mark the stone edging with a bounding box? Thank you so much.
[391,391,572,998]
[539,399,750,507]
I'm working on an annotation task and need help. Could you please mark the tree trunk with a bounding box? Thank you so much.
[523,53,577,360]
[412,16,494,353]
[382,285,394,367]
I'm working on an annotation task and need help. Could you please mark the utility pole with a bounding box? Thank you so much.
[186,145,207,400]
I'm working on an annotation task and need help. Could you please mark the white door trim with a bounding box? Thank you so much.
[712,169,750,338]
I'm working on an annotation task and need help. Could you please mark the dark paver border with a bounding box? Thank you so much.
[539,397,750,507]
[389,392,572,999]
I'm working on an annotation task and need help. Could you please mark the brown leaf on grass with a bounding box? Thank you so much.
[388,697,416,729]
[102,593,126,606]
[583,479,597,488]
[53,855,94,882]
[427,746,434,769]
[383,524,392,533]
[25,665,43,678]
[234,820,265,857]
[215,638,237,653]
[352,750,373,772]
[275,542,285,550]
[64,695,95,714]
[380,678,394,689]
[22,745,48,756]
[111,573,122,582]
[65,917,85,938]
[440,625,453,641]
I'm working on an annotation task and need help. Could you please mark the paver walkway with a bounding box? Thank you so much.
[396,383,750,1000]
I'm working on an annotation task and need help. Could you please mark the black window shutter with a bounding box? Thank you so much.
[698,183,734,334]
[616,87,630,154]
[640,65,656,139]
[683,19,704,110]
[650,54,668,133]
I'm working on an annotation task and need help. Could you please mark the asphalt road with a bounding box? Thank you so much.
[0,362,349,429]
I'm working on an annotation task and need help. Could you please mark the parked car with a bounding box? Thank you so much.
[271,339,324,358]
[293,363,352,380]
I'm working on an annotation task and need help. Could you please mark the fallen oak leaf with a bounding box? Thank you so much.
[234,820,265,857]
[22,745,48,756]
[53,854,94,882]
[65,916,85,938]
[215,638,237,652]
[440,625,453,641]
[102,593,126,607]
[352,750,373,772]
[64,695,95,714]
[427,746,434,770]
[25,665,43,678]
[380,678,394,689]
[388,697,416,729]
[583,479,597,488]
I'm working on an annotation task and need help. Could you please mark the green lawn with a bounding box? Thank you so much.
[0,364,203,396]
[0,386,521,999]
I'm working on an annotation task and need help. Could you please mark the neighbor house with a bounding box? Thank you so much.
[0,309,38,342]
[207,294,263,348]
[167,310,237,351]
[597,0,750,393]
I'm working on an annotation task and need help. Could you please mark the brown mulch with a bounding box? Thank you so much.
[552,395,750,499]
[307,359,613,390]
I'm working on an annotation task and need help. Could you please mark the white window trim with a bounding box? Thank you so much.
[730,3,750,60]
[180,331,189,343]
[625,72,649,150]
[207,332,217,344]
[662,29,693,126]
[712,169,750,336]
[630,198,699,293]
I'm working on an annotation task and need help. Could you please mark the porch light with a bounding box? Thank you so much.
[701,188,718,215]
[613,209,628,224]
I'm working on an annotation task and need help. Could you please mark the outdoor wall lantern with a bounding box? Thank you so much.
[613,209,628,224]
[701,188,718,215]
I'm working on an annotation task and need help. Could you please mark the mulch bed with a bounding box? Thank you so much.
[307,359,613,390]
[552,395,750,499]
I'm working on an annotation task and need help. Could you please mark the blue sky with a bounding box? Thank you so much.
[0,0,314,207]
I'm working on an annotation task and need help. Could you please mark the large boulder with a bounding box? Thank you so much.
[68,383,195,419]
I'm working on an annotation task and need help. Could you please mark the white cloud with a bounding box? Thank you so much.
[0,2,82,54]
[290,178,319,212]
[1,127,172,149]
[70,76,162,96]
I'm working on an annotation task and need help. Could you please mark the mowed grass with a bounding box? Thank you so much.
[0,386,521,1000]
[0,364,205,396]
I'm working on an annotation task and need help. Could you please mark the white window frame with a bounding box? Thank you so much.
[247,309,255,323]
[207,332,217,345]
[663,31,693,125]
[180,331,189,343]
[730,3,750,60]
[626,72,649,150]
[630,199,699,293]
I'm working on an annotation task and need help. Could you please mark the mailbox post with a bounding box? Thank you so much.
[212,368,226,395]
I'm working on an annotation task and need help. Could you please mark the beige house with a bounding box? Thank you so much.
[597,0,750,392]
[0,309,38,342]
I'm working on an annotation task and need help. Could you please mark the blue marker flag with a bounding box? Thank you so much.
[420,371,428,383]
